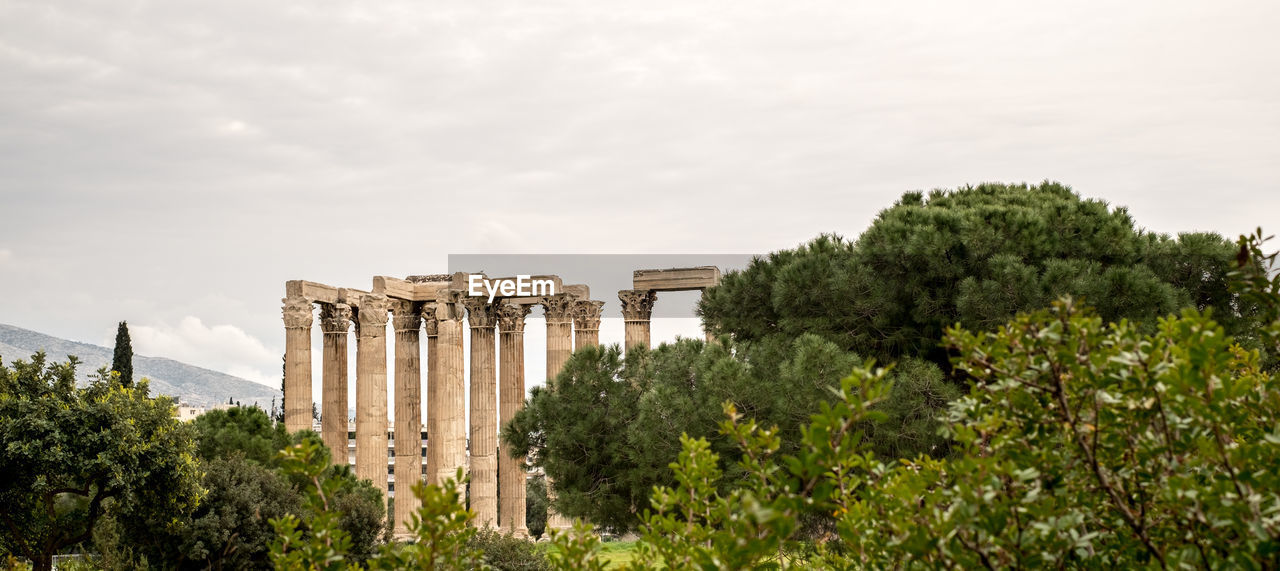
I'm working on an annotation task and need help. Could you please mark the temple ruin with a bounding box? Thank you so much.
[281,267,720,537]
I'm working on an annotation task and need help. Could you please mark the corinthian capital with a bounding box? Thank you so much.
[392,300,424,332]
[571,300,605,330]
[496,302,532,334]
[356,295,392,332]
[540,293,577,322]
[434,289,466,322]
[618,290,657,321]
[319,303,352,333]
[422,302,439,336]
[282,297,314,329]
[461,297,498,329]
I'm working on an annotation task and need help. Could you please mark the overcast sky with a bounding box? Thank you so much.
[1,0,1277,396]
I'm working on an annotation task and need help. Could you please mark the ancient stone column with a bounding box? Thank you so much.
[619,290,657,352]
[572,300,605,350]
[541,293,577,531]
[392,301,424,535]
[497,302,532,536]
[432,291,468,491]
[282,297,314,434]
[319,303,352,466]
[542,293,577,384]
[463,297,499,527]
[355,295,392,497]
[423,306,440,486]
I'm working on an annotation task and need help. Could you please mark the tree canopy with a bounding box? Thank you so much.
[128,406,387,569]
[502,336,955,532]
[111,321,133,387]
[699,181,1254,368]
[0,353,201,571]
[610,291,1280,568]
[192,405,292,467]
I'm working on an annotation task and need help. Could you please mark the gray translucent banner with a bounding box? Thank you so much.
[447,254,756,318]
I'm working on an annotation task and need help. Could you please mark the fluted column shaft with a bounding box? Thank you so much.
[572,300,604,350]
[619,290,657,352]
[424,311,440,486]
[433,292,468,490]
[542,294,577,531]
[497,302,532,535]
[282,297,314,434]
[392,302,424,535]
[320,303,351,466]
[356,296,392,497]
[464,298,499,527]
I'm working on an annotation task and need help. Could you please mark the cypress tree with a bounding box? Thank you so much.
[112,320,134,387]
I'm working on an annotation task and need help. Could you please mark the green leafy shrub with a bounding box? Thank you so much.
[468,527,549,571]
[609,290,1280,568]
[0,357,200,571]
[504,336,953,532]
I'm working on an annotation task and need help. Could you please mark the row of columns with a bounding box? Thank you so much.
[282,290,623,536]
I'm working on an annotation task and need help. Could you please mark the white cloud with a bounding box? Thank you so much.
[130,316,280,388]
[0,0,1277,383]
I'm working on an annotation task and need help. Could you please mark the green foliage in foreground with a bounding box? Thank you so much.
[505,336,956,533]
[466,528,549,571]
[0,357,200,571]
[267,439,553,571]
[524,476,548,539]
[269,439,486,571]
[124,406,385,570]
[543,234,1280,569]
[266,232,1280,569]
[546,299,1280,569]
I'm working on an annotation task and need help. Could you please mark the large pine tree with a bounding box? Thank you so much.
[112,320,134,387]
[699,181,1255,368]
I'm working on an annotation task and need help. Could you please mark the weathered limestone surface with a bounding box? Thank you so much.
[541,293,577,531]
[392,301,424,535]
[463,297,499,527]
[424,309,440,485]
[355,295,392,496]
[542,293,576,383]
[619,289,657,352]
[286,280,340,304]
[632,267,721,291]
[282,297,314,434]
[433,291,468,491]
[572,300,604,350]
[319,303,351,466]
[497,302,532,535]
[374,275,453,302]
[286,269,722,536]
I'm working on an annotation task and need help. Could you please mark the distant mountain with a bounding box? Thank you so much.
[0,323,281,409]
